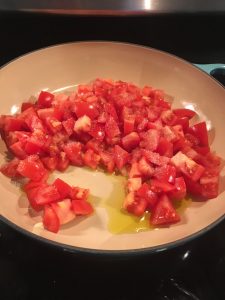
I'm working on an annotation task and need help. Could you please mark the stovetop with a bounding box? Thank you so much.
[0,12,225,300]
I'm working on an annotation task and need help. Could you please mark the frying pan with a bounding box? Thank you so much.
[0,41,224,254]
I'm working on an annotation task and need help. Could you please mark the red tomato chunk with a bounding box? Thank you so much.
[0,79,221,232]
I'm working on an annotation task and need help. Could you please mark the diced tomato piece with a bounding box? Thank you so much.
[150,194,180,225]
[70,187,89,201]
[105,116,120,139]
[26,186,44,211]
[124,114,136,135]
[10,141,27,159]
[17,155,47,181]
[43,205,60,233]
[74,115,91,133]
[193,146,210,155]
[19,107,45,132]
[154,165,176,184]
[63,142,83,167]
[129,162,141,178]
[104,102,118,121]
[37,91,54,108]
[192,122,209,147]
[85,139,103,154]
[34,184,60,205]
[24,140,43,155]
[4,117,26,132]
[160,110,177,126]
[100,150,115,173]
[150,179,175,193]
[142,149,170,166]
[136,183,158,209]
[125,194,148,217]
[156,137,173,157]
[199,168,219,199]
[51,199,75,224]
[122,132,140,152]
[62,118,75,136]
[114,145,130,170]
[41,156,58,171]
[53,178,72,199]
[74,101,99,120]
[127,178,142,192]
[21,102,34,112]
[140,129,160,151]
[171,151,205,182]
[173,108,196,119]
[138,157,154,178]
[168,177,186,200]
[89,122,105,141]
[57,151,69,172]
[45,117,62,134]
[83,149,100,169]
[174,117,189,132]
[0,158,21,178]
[71,199,93,215]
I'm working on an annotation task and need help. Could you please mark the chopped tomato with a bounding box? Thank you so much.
[51,199,75,224]
[74,101,99,120]
[150,194,180,225]
[140,129,160,151]
[123,114,136,135]
[34,184,60,205]
[89,122,105,141]
[127,178,142,192]
[168,177,186,200]
[114,145,130,169]
[57,151,69,171]
[10,141,27,159]
[171,151,205,182]
[150,179,175,193]
[100,150,115,173]
[63,142,83,167]
[43,205,60,233]
[71,199,93,215]
[37,91,54,108]
[136,183,158,209]
[17,155,47,181]
[153,165,176,184]
[53,178,72,199]
[83,149,100,169]
[156,137,173,157]
[122,132,140,152]
[138,157,154,178]
[173,108,196,119]
[41,156,58,171]
[4,117,26,132]
[0,158,21,178]
[105,116,120,139]
[192,122,209,147]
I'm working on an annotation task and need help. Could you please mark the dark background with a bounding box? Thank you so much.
[1,12,225,300]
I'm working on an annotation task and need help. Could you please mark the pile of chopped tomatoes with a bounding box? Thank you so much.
[0,79,221,232]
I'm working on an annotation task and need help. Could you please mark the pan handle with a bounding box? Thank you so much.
[194,63,225,75]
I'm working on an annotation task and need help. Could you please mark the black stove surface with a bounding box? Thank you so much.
[0,12,225,300]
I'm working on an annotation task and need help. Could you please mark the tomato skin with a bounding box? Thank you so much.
[74,101,99,120]
[150,194,180,225]
[53,178,72,199]
[43,205,60,233]
[174,117,189,132]
[41,156,58,171]
[37,91,54,108]
[0,158,21,178]
[156,137,173,158]
[173,108,196,119]
[122,132,140,152]
[10,141,28,159]
[71,199,93,215]
[21,102,34,112]
[17,155,47,181]
[34,184,61,205]
[192,122,209,147]
[4,117,26,132]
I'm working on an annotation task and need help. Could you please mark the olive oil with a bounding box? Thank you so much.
[99,173,191,234]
